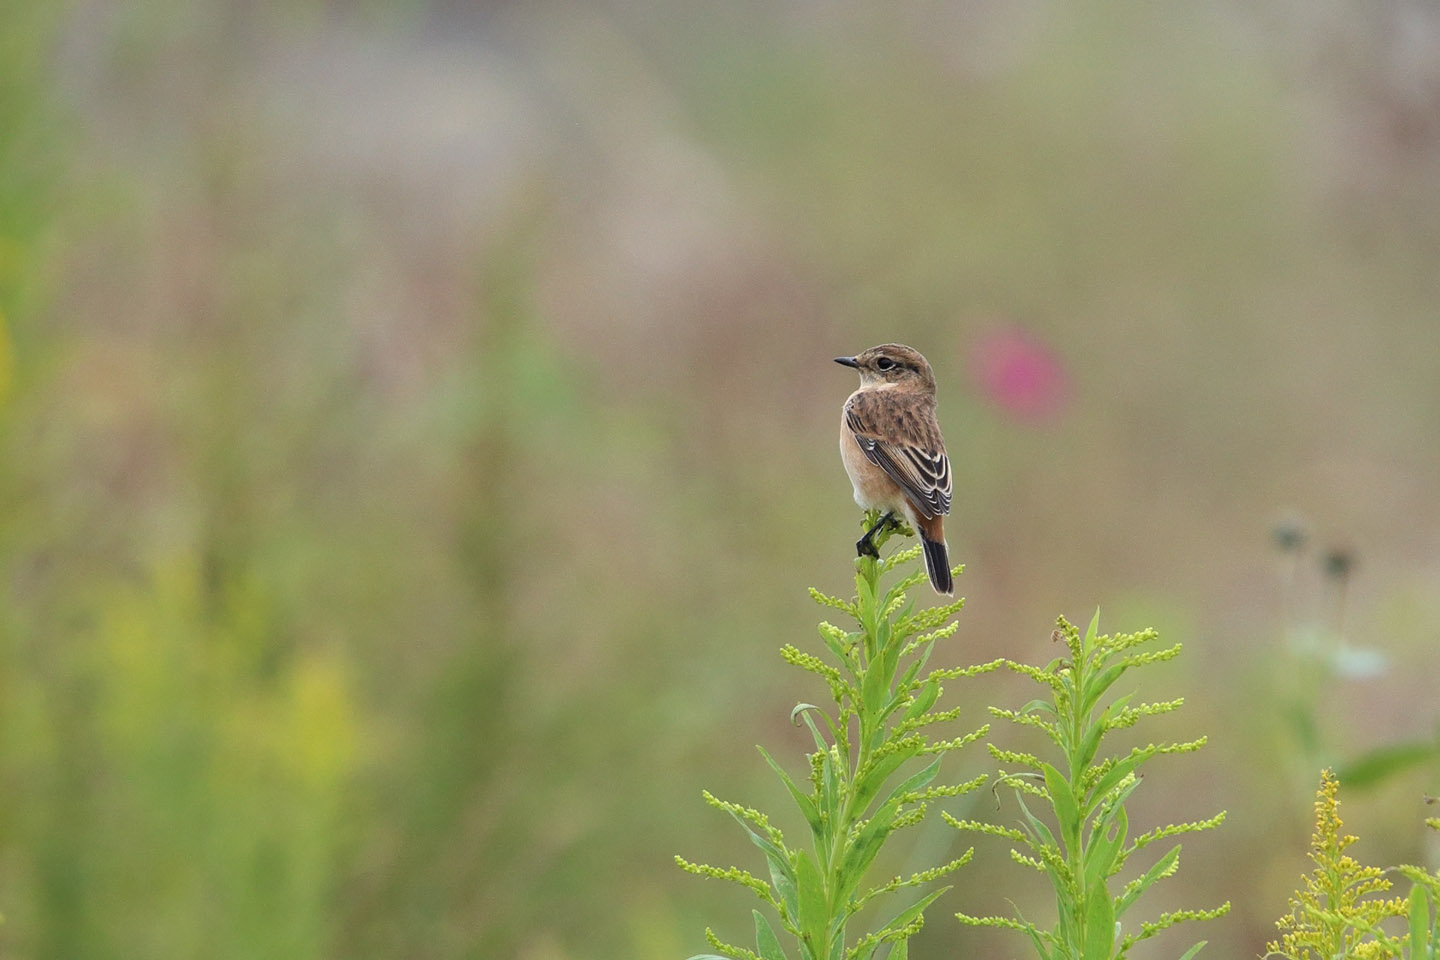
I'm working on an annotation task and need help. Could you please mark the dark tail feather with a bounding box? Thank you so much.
[922,536,953,596]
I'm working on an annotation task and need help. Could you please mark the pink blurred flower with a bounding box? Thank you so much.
[969,326,1069,422]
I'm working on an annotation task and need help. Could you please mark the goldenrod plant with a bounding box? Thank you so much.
[678,511,999,960]
[1269,771,1434,960]
[1397,819,1440,960]
[952,613,1229,960]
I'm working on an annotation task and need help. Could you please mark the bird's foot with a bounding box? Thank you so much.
[855,511,897,558]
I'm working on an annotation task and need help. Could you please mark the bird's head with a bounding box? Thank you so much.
[834,343,936,393]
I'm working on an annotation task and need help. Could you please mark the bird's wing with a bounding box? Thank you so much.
[844,392,952,518]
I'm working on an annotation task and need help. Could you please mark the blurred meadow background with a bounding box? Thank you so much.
[2,0,1440,957]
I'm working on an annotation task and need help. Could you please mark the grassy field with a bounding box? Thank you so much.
[2,2,1440,958]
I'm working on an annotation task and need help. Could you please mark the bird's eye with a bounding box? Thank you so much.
[875,357,895,371]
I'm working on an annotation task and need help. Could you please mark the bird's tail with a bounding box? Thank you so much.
[921,535,953,596]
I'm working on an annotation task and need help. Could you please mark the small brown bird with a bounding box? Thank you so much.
[835,344,954,595]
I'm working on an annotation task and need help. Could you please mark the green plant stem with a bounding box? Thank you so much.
[955,614,1228,960]
[680,510,989,960]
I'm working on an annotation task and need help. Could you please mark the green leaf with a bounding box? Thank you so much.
[903,680,940,722]
[722,806,788,867]
[857,570,876,610]
[835,810,896,902]
[1014,791,1060,854]
[1084,805,1127,889]
[1085,608,1101,649]
[754,910,788,960]
[795,850,829,955]
[862,664,887,722]
[1177,941,1208,960]
[815,767,838,837]
[1022,923,1053,960]
[1087,752,1149,808]
[1057,902,1077,953]
[1093,778,1141,832]
[1337,740,1440,789]
[759,746,822,838]
[790,705,842,824]
[890,939,908,960]
[867,757,940,818]
[857,575,878,639]
[819,625,853,664]
[876,614,892,652]
[871,886,951,942]
[862,640,904,730]
[851,748,917,816]
[1006,903,1053,960]
[908,636,937,680]
[1079,664,1128,718]
[1043,763,1081,852]
[1019,698,1057,717]
[895,656,925,701]
[792,703,836,751]
[1082,882,1116,960]
[1410,887,1431,960]
[837,764,936,904]
[880,632,902,685]
[1114,845,1179,918]
[717,803,796,920]
[768,853,799,926]
[1102,692,1134,716]
[1075,719,1106,773]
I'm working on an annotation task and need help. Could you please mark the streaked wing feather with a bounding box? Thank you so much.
[845,400,952,518]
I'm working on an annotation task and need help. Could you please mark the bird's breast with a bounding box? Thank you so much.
[839,407,900,511]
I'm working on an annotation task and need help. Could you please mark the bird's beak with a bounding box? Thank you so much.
[834,356,860,368]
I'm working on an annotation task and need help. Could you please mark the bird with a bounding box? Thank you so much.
[835,343,954,595]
